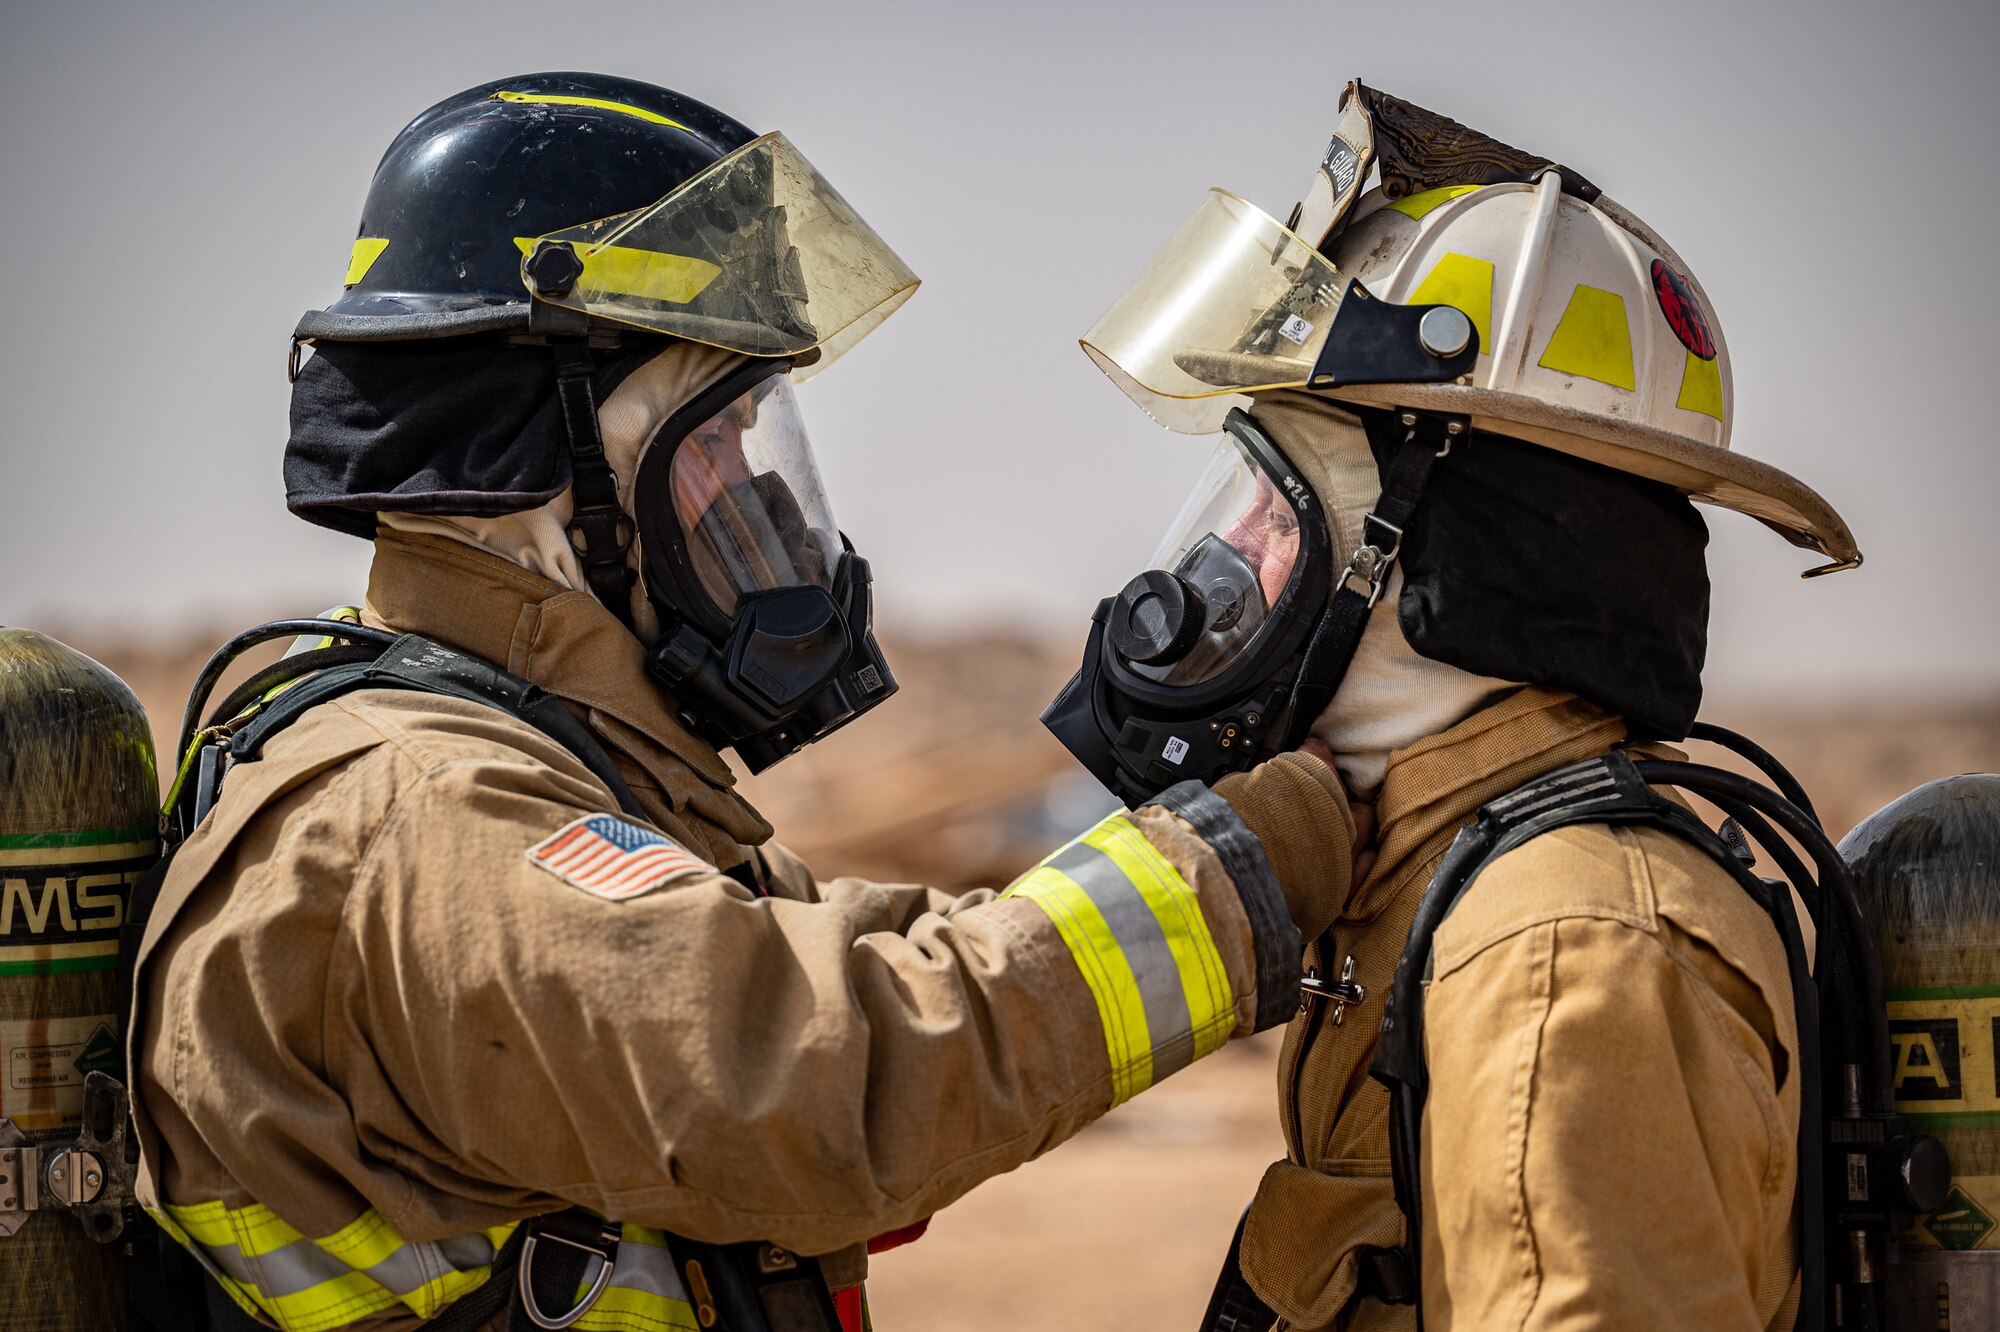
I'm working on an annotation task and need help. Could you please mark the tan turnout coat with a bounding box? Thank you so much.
[1240,690,1802,1331]
[129,530,1303,1329]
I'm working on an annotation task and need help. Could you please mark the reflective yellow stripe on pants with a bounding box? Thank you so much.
[155,1203,698,1332]
[1002,810,1236,1104]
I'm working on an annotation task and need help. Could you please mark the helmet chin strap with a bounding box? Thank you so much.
[550,339,640,632]
[1279,408,1466,750]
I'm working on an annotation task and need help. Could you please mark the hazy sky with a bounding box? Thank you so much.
[2,0,1995,699]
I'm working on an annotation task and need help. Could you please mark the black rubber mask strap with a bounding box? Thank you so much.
[553,341,637,631]
[1279,410,1464,748]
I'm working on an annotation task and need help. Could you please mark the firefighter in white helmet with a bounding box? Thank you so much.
[1049,83,1861,1329]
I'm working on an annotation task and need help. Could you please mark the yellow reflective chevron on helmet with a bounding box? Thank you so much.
[511,237,720,305]
[343,238,388,287]
[490,90,688,129]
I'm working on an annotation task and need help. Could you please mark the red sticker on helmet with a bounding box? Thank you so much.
[1651,259,1716,360]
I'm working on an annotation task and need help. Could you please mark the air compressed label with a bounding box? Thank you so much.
[0,1013,120,1131]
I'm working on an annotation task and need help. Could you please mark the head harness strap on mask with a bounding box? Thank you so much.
[1280,408,1464,750]
[551,339,640,631]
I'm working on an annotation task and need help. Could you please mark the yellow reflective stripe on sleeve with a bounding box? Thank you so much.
[1081,816,1237,1062]
[1003,810,1238,1103]
[1005,862,1155,1103]
[344,238,388,286]
[511,238,721,306]
[491,90,688,128]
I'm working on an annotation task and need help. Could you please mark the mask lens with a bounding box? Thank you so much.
[1131,431,1300,686]
[667,374,840,618]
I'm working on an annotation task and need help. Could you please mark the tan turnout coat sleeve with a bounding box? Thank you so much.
[130,531,1303,1281]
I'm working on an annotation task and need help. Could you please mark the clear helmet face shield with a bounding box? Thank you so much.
[523,132,919,379]
[1042,410,1333,804]
[635,359,895,773]
[1078,188,1478,436]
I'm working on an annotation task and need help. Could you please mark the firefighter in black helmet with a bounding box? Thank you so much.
[121,73,1363,1332]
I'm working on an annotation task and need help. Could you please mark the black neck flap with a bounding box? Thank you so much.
[1387,421,1711,739]
[284,335,660,540]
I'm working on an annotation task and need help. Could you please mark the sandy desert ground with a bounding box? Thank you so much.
[43,624,2000,1329]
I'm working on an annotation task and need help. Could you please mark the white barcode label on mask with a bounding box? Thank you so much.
[1162,736,1190,764]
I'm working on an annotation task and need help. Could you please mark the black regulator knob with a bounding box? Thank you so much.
[1109,570,1207,666]
[1896,1133,1952,1214]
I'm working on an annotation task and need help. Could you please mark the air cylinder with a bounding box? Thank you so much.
[1844,773,2000,1331]
[1,629,157,1331]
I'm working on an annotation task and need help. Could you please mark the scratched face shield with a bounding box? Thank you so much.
[1079,188,1361,434]
[1127,418,1305,687]
[521,132,919,379]
[665,372,841,621]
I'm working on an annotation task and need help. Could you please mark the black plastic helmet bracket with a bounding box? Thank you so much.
[1309,281,1479,391]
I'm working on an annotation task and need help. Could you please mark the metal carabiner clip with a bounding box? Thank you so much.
[518,1220,621,1330]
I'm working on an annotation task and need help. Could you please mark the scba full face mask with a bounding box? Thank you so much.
[1044,409,1345,804]
[636,357,894,773]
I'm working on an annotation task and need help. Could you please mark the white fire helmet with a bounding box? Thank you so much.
[1081,84,1859,575]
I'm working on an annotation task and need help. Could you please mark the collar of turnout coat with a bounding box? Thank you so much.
[360,528,775,850]
[1345,686,1685,921]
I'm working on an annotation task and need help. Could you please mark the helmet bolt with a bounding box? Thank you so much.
[1418,306,1474,359]
[525,240,586,298]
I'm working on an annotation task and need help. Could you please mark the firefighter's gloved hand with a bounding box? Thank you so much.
[1213,744,1365,944]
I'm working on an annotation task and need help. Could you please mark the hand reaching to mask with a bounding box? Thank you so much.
[1211,739,1377,944]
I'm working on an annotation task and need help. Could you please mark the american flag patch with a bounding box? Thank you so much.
[525,815,712,901]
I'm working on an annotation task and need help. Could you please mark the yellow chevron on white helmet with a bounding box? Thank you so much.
[1325,174,1858,573]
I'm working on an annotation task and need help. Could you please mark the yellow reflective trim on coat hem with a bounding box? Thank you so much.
[160,1199,513,1331]
[572,1282,703,1331]
[149,1207,268,1323]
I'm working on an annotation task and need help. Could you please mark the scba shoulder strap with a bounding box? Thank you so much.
[124,623,840,1332]
[224,631,649,819]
